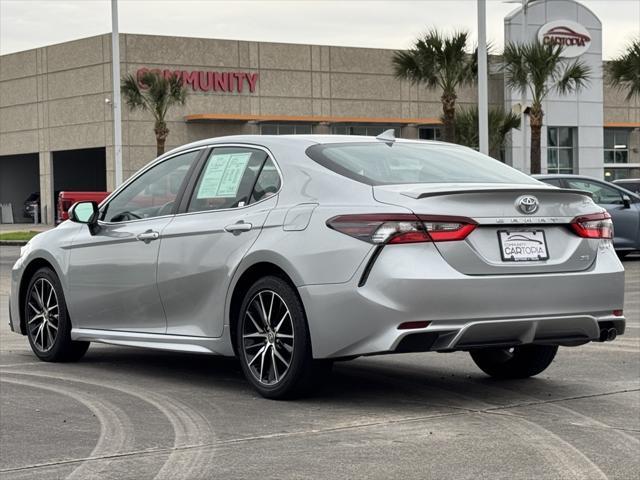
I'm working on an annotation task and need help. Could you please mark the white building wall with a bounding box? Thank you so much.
[504,0,604,177]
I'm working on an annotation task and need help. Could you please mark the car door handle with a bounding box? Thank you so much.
[137,230,160,243]
[224,222,252,233]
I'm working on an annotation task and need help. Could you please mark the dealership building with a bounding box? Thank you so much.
[1,0,639,224]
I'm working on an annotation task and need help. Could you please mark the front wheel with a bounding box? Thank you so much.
[236,276,324,399]
[470,345,558,379]
[24,267,90,362]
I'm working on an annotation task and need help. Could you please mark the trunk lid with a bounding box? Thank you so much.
[373,183,600,275]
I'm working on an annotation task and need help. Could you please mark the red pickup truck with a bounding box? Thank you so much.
[57,191,110,223]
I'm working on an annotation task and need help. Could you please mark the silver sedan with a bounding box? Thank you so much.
[9,134,626,398]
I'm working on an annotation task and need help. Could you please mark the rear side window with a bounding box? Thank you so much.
[250,159,281,203]
[541,179,564,187]
[187,147,274,213]
[565,179,624,205]
[306,142,539,186]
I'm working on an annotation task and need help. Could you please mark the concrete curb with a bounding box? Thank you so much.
[0,240,28,246]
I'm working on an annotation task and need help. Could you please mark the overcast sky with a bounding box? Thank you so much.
[1,0,638,59]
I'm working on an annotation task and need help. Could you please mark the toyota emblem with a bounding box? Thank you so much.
[516,195,539,215]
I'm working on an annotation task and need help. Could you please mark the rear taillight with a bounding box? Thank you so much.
[326,214,476,244]
[570,212,613,239]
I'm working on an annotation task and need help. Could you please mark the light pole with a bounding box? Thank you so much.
[477,0,489,155]
[111,0,123,187]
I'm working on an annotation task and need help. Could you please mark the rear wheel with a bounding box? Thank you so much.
[470,345,558,379]
[24,267,89,362]
[236,276,327,399]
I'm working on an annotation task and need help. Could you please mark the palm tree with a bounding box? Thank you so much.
[393,29,477,143]
[453,106,521,160]
[121,71,188,156]
[501,41,590,174]
[606,38,640,100]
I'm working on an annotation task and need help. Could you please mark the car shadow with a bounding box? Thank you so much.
[75,345,570,409]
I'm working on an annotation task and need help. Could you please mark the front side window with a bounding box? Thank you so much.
[547,127,576,174]
[187,147,278,213]
[101,150,199,223]
[565,179,624,205]
[604,128,630,164]
[306,142,539,185]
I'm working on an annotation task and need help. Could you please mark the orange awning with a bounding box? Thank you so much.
[604,122,640,128]
[184,113,442,125]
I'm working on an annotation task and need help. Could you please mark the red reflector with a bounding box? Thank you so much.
[398,321,430,330]
[387,231,431,244]
[613,309,623,317]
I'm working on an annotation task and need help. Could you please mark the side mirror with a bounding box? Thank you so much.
[622,195,631,209]
[68,201,100,234]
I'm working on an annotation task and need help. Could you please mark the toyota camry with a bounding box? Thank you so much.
[9,133,626,398]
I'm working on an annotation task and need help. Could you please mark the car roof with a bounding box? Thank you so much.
[162,134,454,158]
[612,178,640,183]
[533,173,601,180]
[534,174,640,197]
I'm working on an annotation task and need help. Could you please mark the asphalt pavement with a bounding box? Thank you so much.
[0,244,638,479]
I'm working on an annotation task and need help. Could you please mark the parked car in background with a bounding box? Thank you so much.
[534,174,640,256]
[612,178,640,195]
[23,192,40,221]
[57,191,110,223]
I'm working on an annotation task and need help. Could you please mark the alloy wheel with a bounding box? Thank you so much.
[242,290,295,385]
[27,278,59,352]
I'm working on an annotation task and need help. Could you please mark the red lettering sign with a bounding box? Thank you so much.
[135,68,258,94]
[542,26,590,47]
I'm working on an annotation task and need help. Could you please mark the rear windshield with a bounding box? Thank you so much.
[306,142,538,186]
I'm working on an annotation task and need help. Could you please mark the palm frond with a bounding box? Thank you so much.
[392,28,475,92]
[555,59,591,95]
[606,37,640,100]
[120,74,146,110]
[453,106,520,156]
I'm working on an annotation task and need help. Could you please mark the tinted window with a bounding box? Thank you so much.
[250,159,281,203]
[613,181,640,194]
[565,179,623,205]
[541,178,564,187]
[102,150,199,222]
[306,142,538,186]
[188,147,267,212]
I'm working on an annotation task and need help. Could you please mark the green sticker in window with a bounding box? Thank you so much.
[197,152,251,199]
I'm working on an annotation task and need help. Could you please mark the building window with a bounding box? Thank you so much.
[547,127,576,174]
[604,128,630,164]
[419,126,441,141]
[260,124,312,135]
[331,125,401,137]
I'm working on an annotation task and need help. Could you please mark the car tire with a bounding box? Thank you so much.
[236,276,325,399]
[24,267,90,362]
[469,345,558,379]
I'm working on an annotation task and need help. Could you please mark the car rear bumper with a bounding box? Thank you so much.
[300,243,625,358]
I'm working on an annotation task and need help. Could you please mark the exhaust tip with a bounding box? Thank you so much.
[599,327,618,342]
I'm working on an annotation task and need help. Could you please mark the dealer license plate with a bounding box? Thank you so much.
[498,230,549,262]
